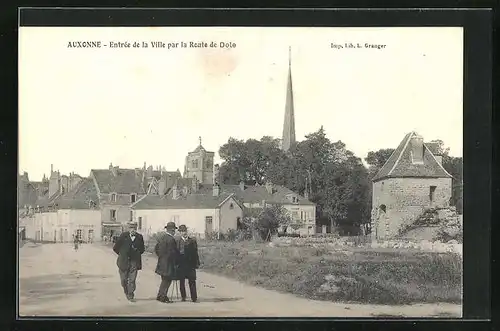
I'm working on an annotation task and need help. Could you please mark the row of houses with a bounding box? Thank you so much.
[19,142,317,242]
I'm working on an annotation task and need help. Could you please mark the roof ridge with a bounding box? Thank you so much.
[386,132,414,177]
[423,144,453,178]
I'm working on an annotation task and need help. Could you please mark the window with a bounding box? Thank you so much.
[130,194,136,203]
[138,217,143,230]
[430,186,437,203]
[130,210,133,222]
[229,202,234,209]
[110,209,116,221]
[111,193,117,202]
[192,160,199,169]
[76,229,82,241]
[381,182,384,192]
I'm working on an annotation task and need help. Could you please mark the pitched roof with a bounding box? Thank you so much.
[48,178,100,209]
[91,168,147,194]
[187,183,315,206]
[372,132,453,182]
[131,191,236,210]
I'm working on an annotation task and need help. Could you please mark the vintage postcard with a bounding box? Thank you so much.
[18,25,463,318]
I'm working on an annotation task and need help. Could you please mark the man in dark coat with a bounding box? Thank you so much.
[154,221,179,303]
[176,224,200,302]
[112,222,145,302]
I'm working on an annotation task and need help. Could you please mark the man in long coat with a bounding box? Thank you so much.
[176,224,200,302]
[113,222,145,302]
[154,221,179,303]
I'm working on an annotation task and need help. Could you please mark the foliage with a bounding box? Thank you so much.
[364,148,395,179]
[199,241,462,305]
[240,205,293,241]
[219,127,372,229]
[219,136,283,185]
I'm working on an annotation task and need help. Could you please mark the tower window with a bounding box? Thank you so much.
[192,160,199,169]
[130,194,136,203]
[111,193,117,202]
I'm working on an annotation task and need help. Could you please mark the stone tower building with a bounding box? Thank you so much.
[371,131,453,240]
[281,47,296,152]
[183,137,215,185]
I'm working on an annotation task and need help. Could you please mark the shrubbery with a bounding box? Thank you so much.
[198,241,463,305]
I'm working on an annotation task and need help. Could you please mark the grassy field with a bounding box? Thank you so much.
[196,240,462,305]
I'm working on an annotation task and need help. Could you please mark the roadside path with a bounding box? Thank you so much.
[19,243,461,317]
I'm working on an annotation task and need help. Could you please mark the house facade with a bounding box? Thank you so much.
[371,132,453,240]
[90,163,181,237]
[131,183,243,239]
[23,177,102,242]
[24,208,101,243]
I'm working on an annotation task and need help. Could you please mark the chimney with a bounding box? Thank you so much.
[213,184,220,197]
[172,184,179,200]
[147,165,153,178]
[51,164,53,174]
[109,162,113,170]
[239,181,245,191]
[265,182,274,195]
[410,133,424,164]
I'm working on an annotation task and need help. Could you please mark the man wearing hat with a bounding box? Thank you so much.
[154,221,180,303]
[112,222,145,302]
[176,224,200,302]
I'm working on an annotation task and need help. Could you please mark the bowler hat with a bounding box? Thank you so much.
[178,224,187,232]
[165,221,178,230]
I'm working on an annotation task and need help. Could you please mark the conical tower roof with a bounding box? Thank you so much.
[281,46,296,152]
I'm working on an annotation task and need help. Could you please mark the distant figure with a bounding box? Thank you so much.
[175,225,200,302]
[113,222,145,302]
[154,221,179,303]
[73,235,79,251]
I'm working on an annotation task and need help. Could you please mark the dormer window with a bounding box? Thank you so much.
[130,194,136,203]
[111,193,117,202]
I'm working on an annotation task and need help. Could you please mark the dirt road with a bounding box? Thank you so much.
[18,243,461,317]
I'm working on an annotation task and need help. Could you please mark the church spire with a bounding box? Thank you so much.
[282,46,296,152]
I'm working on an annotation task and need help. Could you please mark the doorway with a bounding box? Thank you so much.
[205,216,213,234]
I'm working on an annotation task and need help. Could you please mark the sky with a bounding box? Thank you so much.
[19,27,463,181]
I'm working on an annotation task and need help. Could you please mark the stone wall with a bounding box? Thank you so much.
[372,177,452,239]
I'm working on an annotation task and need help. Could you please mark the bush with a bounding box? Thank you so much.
[199,241,463,305]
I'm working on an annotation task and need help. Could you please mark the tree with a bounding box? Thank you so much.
[219,136,283,185]
[241,205,292,241]
[219,127,373,233]
[364,148,395,179]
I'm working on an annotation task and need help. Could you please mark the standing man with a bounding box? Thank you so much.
[73,234,79,251]
[154,221,179,303]
[176,225,200,302]
[113,222,145,302]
